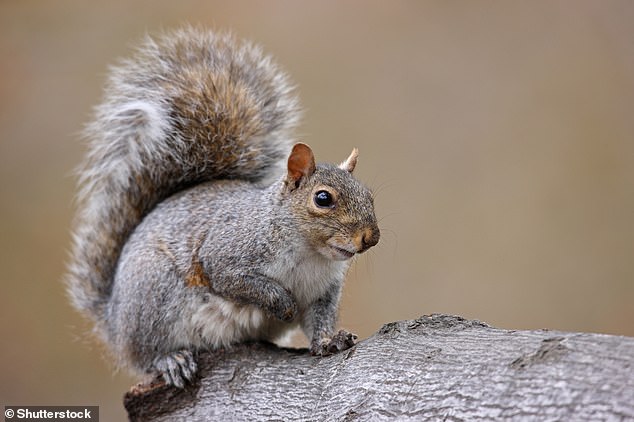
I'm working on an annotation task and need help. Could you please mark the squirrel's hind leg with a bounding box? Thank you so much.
[151,349,198,388]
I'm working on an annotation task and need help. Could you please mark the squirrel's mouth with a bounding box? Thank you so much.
[328,245,356,260]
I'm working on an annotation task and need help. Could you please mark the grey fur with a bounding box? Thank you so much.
[67,27,379,386]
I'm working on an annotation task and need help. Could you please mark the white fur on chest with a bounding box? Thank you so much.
[264,247,350,308]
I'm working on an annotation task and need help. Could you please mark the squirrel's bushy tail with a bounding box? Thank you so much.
[67,27,300,328]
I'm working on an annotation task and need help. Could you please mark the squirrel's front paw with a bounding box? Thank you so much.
[270,293,298,322]
[310,330,358,356]
[152,349,197,388]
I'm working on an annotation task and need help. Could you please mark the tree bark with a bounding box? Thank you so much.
[124,314,634,421]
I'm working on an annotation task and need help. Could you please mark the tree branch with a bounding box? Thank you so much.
[124,314,634,421]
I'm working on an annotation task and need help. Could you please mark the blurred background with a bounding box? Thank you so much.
[1,1,633,419]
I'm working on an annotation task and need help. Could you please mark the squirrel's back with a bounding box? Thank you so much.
[67,27,300,328]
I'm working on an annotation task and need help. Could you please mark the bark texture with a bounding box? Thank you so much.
[124,314,634,421]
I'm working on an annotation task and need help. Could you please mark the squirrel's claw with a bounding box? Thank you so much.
[311,330,358,356]
[153,349,197,388]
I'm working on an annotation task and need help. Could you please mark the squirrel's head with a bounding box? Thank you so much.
[284,143,380,261]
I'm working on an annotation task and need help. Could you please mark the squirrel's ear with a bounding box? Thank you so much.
[287,143,316,187]
[339,148,359,173]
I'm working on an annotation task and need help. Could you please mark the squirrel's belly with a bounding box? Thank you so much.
[189,293,284,348]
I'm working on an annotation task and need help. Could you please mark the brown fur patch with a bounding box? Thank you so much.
[185,235,210,288]
[185,259,210,288]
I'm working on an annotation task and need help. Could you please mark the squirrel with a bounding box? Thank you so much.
[66,27,380,388]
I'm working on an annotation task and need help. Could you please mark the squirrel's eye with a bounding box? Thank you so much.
[314,190,334,208]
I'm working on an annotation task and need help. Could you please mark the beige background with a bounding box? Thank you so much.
[1,1,633,420]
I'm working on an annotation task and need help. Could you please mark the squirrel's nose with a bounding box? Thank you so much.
[357,226,380,253]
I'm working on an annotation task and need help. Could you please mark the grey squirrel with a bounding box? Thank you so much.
[67,27,380,388]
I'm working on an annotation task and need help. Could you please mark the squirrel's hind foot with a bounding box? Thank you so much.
[152,349,198,388]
